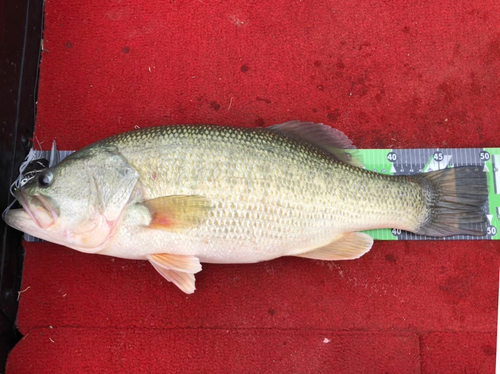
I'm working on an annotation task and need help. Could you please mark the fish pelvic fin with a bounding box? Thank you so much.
[267,121,363,168]
[413,166,488,236]
[147,254,202,294]
[295,232,373,261]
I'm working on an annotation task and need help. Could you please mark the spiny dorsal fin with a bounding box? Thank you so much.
[268,121,363,167]
[295,232,373,261]
[143,195,211,231]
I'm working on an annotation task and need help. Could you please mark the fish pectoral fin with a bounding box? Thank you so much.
[268,121,363,168]
[295,232,373,261]
[147,254,202,294]
[143,195,211,231]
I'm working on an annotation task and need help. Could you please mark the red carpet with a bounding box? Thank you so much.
[7,0,500,372]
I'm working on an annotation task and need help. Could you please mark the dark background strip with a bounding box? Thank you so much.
[0,0,44,370]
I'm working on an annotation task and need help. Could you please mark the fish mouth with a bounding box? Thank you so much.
[4,208,57,244]
[14,189,58,229]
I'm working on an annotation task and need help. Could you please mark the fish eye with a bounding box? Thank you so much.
[38,171,54,187]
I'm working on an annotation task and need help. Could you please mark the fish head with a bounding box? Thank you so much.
[4,146,140,253]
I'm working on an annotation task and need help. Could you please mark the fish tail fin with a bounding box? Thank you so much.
[412,166,488,237]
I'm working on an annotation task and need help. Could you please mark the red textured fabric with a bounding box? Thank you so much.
[8,0,500,372]
[421,332,497,373]
[8,328,420,374]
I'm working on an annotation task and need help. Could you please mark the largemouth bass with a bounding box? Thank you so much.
[4,121,488,293]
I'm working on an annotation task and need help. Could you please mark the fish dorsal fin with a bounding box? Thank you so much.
[268,121,363,167]
[295,232,373,261]
[143,195,211,231]
[147,254,202,294]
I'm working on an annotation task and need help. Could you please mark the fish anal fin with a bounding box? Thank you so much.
[147,254,202,294]
[144,195,211,231]
[268,121,363,168]
[296,232,373,261]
